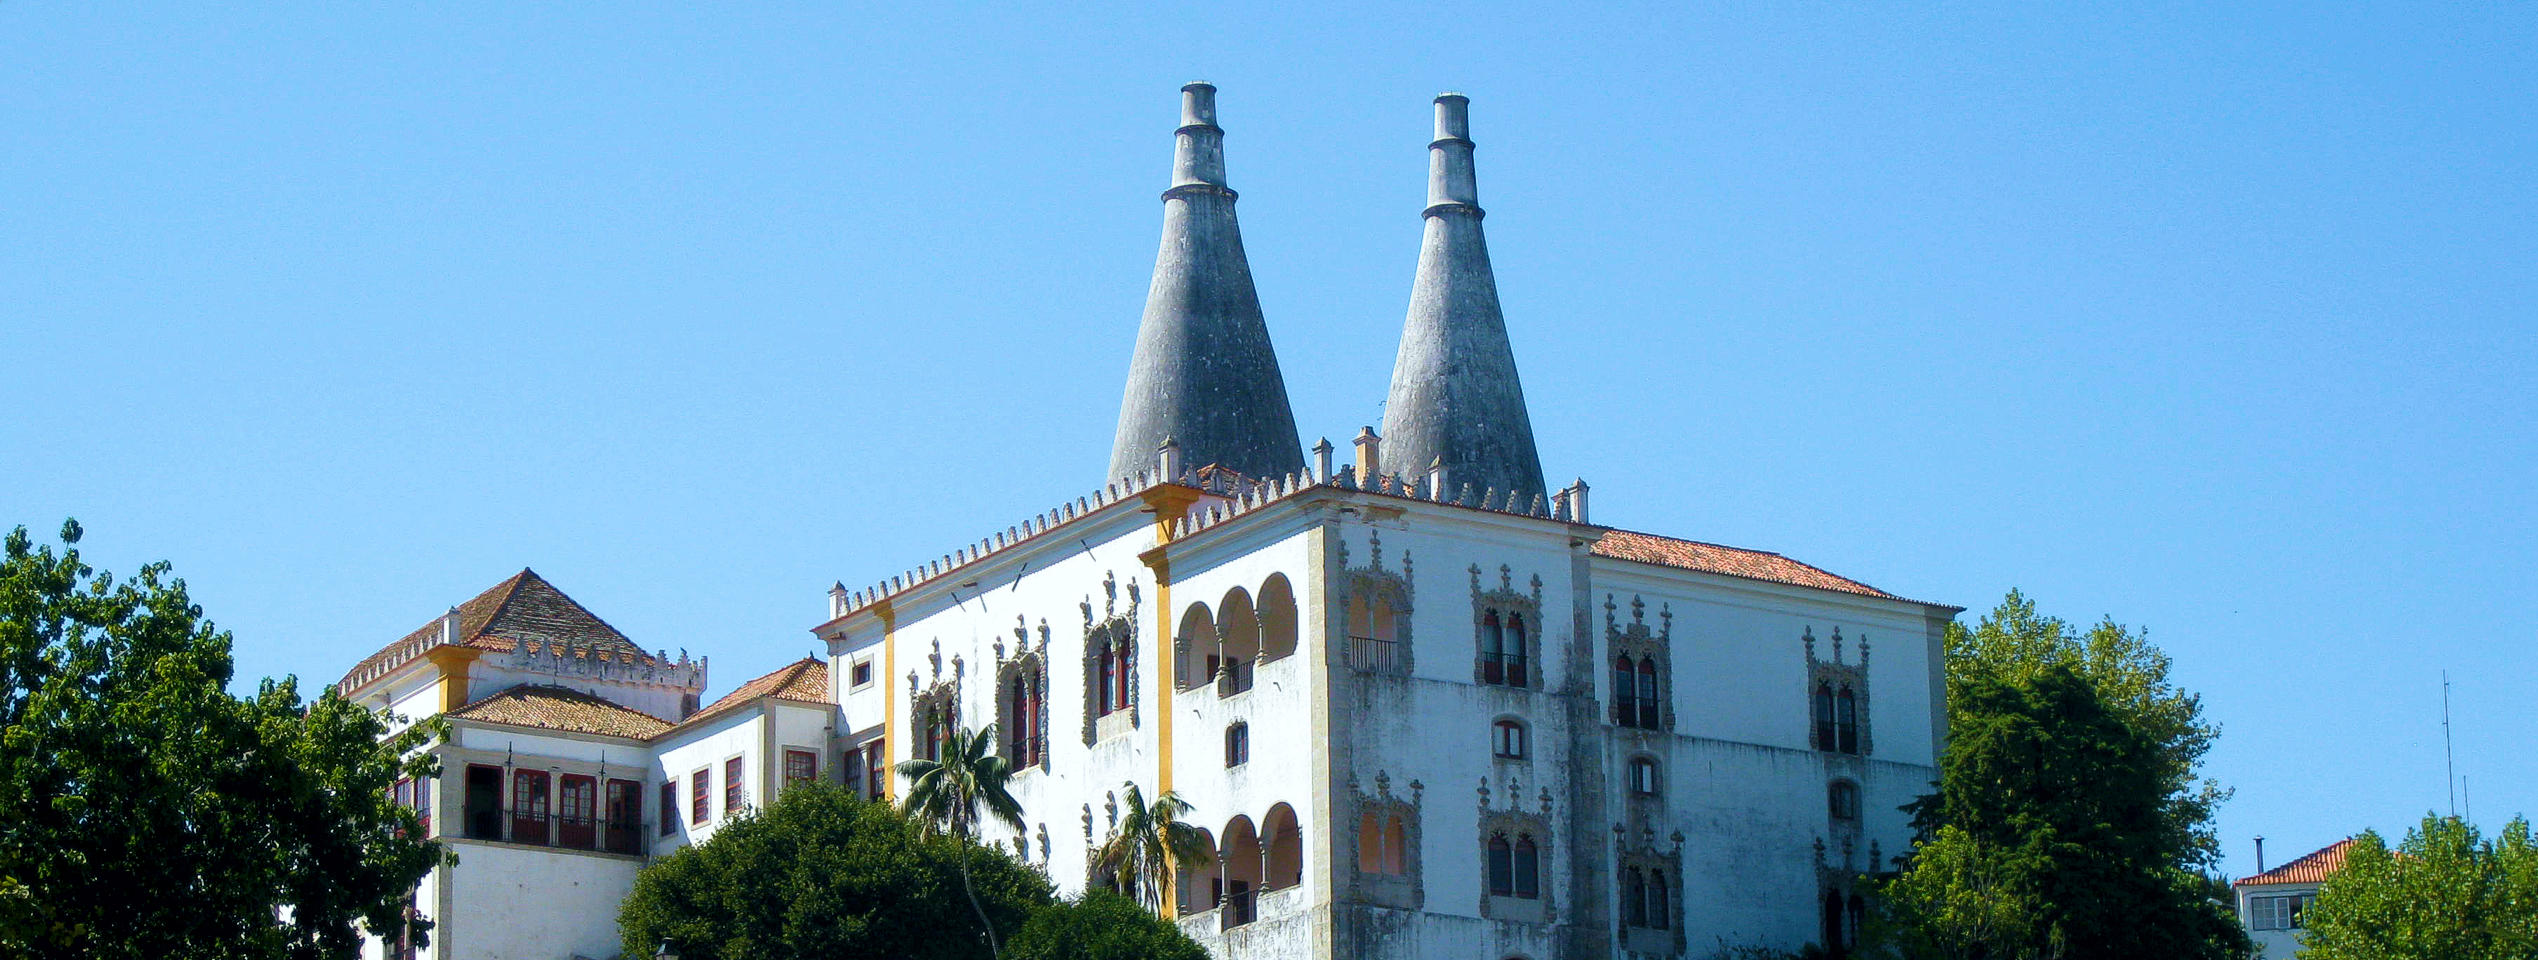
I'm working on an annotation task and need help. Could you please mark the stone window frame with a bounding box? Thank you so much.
[1803,626,1872,757]
[909,677,960,763]
[1615,828,1686,953]
[1814,833,1882,952]
[1343,770,1424,910]
[993,616,1052,772]
[1471,564,1545,689]
[1078,572,1142,746]
[1606,594,1675,731]
[1476,778,1556,923]
[1338,529,1415,677]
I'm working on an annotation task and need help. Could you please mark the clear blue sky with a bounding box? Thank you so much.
[6,4,2530,877]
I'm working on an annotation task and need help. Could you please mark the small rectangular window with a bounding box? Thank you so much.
[865,741,886,799]
[690,769,709,825]
[659,781,677,836]
[784,749,818,789]
[724,756,746,815]
[851,658,874,688]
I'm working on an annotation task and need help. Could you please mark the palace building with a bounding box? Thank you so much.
[347,84,1955,960]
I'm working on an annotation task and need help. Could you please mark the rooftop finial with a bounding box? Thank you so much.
[1382,93,1547,501]
[1108,84,1306,482]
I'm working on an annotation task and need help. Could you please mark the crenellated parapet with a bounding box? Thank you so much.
[504,638,706,694]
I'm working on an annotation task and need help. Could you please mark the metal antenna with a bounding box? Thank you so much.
[2443,670,2458,818]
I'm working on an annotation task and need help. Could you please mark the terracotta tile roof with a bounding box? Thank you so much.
[2237,839,2356,886]
[1592,529,1942,606]
[446,684,672,740]
[338,568,654,695]
[666,659,830,733]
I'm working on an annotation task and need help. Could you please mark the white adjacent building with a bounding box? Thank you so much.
[341,83,1955,960]
[2234,838,2353,958]
[338,570,835,960]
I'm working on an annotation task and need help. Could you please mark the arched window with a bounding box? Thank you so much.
[1002,666,1044,768]
[1635,657,1660,728]
[1264,804,1302,889]
[1224,722,1249,768]
[1218,588,1259,695]
[1614,656,1639,727]
[1506,614,1529,686]
[1836,686,1860,754]
[1512,835,1539,899]
[1625,868,1647,927]
[1648,869,1670,929]
[1492,719,1527,760]
[1846,893,1865,948]
[1486,834,1514,896]
[1259,574,1298,661]
[1357,811,1383,874]
[1829,780,1859,820]
[1483,610,1505,663]
[1822,889,1844,952]
[1629,757,1660,796]
[1813,683,1837,751]
[1383,814,1406,874]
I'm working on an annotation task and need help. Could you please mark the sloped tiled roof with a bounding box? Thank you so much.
[338,568,651,695]
[2237,838,2356,887]
[1592,529,1944,607]
[667,659,831,733]
[446,684,672,740]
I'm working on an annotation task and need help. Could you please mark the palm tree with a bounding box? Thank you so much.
[1092,781,1214,915]
[899,721,1027,959]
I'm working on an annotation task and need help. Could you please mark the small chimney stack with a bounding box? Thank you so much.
[1429,456,1449,503]
[438,606,461,646]
[2255,836,2267,873]
[1354,427,1382,483]
[1158,436,1184,482]
[1311,437,1334,482]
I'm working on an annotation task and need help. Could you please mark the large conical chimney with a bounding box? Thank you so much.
[1107,83,1305,483]
[1380,94,1546,503]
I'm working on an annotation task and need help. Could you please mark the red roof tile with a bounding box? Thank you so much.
[667,659,830,733]
[338,569,656,695]
[1592,529,1933,604]
[447,684,672,740]
[2237,839,2356,886]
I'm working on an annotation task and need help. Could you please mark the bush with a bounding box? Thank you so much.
[1006,890,1208,960]
[619,783,1053,960]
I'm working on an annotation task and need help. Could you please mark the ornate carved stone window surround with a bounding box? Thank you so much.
[1804,626,1871,756]
[1472,564,1544,689]
[994,615,1052,771]
[1338,530,1414,676]
[1079,572,1141,745]
[1607,595,1674,731]
[1345,769,1424,910]
[1476,775,1555,923]
[1614,825,1686,954]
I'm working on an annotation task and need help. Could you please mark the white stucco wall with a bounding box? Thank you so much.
[435,840,643,960]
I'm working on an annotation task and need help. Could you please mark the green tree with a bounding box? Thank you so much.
[2300,814,2538,960]
[618,782,1053,960]
[899,722,1029,958]
[0,520,446,960]
[1876,591,2247,960]
[1089,782,1212,914]
[1005,889,1208,960]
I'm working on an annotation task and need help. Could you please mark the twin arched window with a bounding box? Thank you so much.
[1485,833,1540,898]
[1356,810,1407,875]
[1613,656,1661,729]
[1481,609,1530,686]
[1813,683,1860,754]
[1624,867,1671,929]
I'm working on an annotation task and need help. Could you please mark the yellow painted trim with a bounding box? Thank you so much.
[876,601,898,804]
[1137,484,1204,920]
[425,646,481,713]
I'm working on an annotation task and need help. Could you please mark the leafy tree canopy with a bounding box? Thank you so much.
[1005,890,1207,960]
[619,782,1057,960]
[1876,591,2246,960]
[2301,814,2538,960]
[0,521,445,960]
